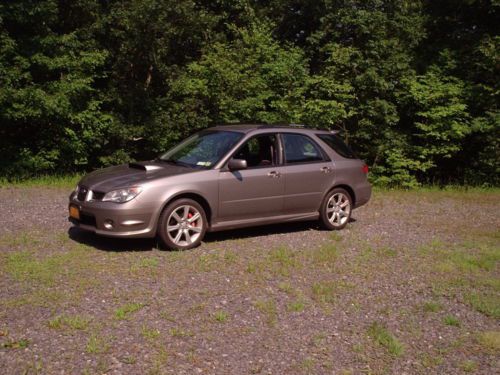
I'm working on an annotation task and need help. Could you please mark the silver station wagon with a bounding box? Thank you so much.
[69,124,371,249]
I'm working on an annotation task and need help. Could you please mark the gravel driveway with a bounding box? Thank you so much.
[0,187,499,374]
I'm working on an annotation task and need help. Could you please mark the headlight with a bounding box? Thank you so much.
[102,187,142,203]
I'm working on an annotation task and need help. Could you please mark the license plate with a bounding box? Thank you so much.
[69,205,80,220]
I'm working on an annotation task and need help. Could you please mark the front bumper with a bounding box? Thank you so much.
[68,193,158,238]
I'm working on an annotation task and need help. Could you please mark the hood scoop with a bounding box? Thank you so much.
[128,162,162,172]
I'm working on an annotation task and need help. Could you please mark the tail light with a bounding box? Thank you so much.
[362,164,369,174]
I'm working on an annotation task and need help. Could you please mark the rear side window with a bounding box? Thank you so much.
[282,133,324,164]
[317,134,357,159]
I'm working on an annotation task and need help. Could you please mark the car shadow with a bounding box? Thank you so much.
[68,217,357,252]
[68,227,157,252]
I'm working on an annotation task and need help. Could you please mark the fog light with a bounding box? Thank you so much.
[103,219,114,230]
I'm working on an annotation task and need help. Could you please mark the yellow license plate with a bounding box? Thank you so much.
[69,205,80,220]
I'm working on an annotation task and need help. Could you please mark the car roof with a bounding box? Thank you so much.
[209,124,335,135]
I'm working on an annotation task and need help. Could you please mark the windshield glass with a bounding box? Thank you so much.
[160,130,243,168]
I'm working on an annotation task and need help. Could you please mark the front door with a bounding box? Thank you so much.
[218,133,284,221]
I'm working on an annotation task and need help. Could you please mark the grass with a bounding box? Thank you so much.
[422,235,500,319]
[311,281,340,304]
[169,327,193,338]
[254,298,278,325]
[287,299,306,312]
[459,360,477,373]
[0,174,81,189]
[213,310,228,323]
[310,243,338,266]
[477,331,500,352]
[443,315,461,327]
[423,301,442,313]
[114,302,145,320]
[141,325,161,341]
[48,315,91,330]
[86,333,110,354]
[367,322,404,357]
[1,338,29,349]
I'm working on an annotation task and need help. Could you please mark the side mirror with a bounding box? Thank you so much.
[227,158,247,171]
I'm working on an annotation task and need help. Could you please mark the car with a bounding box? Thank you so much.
[68,124,371,249]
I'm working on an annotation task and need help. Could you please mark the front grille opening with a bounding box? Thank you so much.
[92,191,105,201]
[77,186,88,201]
[80,213,97,227]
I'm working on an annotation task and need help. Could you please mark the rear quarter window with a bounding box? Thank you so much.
[317,134,357,159]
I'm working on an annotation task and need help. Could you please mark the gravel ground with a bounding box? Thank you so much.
[0,187,499,375]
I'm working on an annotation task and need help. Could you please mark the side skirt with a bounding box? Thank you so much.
[208,212,320,232]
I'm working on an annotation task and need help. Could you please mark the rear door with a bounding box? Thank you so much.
[280,133,334,214]
[218,133,285,221]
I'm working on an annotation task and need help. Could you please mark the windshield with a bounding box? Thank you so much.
[159,130,243,168]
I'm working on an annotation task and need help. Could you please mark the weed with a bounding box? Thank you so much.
[223,251,238,264]
[287,299,305,312]
[86,333,109,354]
[367,322,404,357]
[254,298,277,325]
[135,257,160,269]
[48,315,90,330]
[443,315,460,327]
[277,281,293,294]
[141,325,161,341]
[459,360,477,373]
[121,355,136,364]
[311,244,338,266]
[477,331,500,352]
[213,310,228,322]
[422,301,441,313]
[312,281,337,304]
[114,302,144,320]
[268,246,298,275]
[298,357,315,373]
[312,333,327,347]
[465,292,500,318]
[169,327,193,337]
[1,338,29,349]
[419,353,443,368]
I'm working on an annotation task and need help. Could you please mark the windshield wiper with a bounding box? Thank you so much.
[157,158,194,168]
[157,158,178,165]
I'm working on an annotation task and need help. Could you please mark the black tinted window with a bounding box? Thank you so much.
[317,134,356,159]
[283,134,324,164]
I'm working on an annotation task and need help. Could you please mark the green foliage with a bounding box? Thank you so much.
[0,0,498,186]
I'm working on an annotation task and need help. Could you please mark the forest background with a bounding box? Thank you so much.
[0,0,498,187]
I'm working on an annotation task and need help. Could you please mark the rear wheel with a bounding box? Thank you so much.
[158,198,207,250]
[320,188,352,230]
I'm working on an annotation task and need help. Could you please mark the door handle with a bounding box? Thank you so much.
[267,171,281,178]
[321,166,333,174]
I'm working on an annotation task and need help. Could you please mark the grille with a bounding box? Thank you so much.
[77,186,88,201]
[79,213,96,227]
[92,191,105,201]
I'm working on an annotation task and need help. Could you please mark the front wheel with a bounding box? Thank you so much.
[158,198,207,250]
[320,188,352,230]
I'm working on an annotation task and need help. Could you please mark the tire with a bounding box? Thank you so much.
[320,188,352,230]
[158,198,207,250]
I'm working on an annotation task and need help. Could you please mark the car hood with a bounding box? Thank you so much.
[79,161,197,192]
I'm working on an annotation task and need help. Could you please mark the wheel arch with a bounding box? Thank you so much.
[160,192,213,225]
[328,184,356,207]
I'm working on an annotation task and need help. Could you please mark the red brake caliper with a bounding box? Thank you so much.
[188,212,196,227]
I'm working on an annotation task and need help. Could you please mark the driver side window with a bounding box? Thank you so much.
[233,134,278,168]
